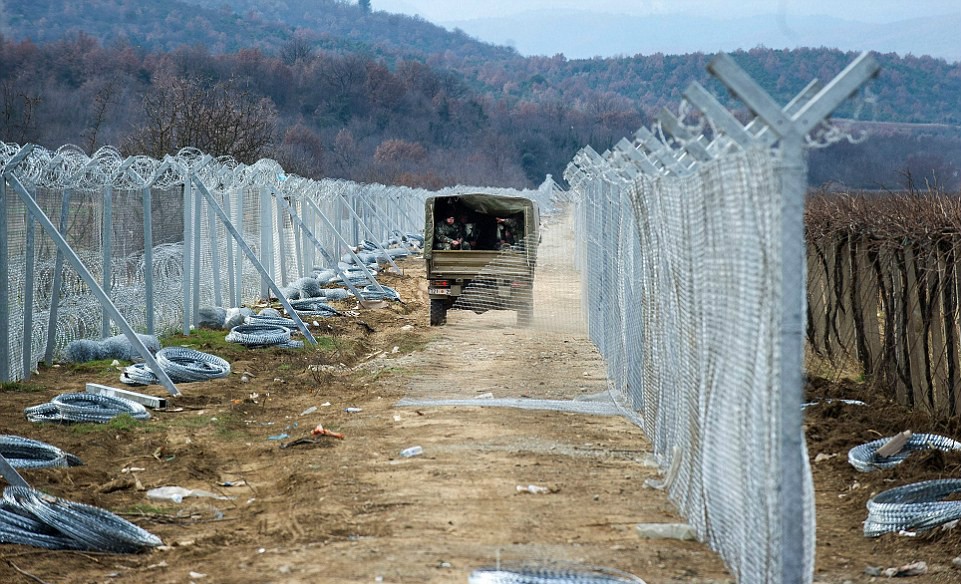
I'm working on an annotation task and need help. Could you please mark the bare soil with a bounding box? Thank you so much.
[2,243,961,583]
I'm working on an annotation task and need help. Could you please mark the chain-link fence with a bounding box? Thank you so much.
[2,49,881,581]
[0,142,548,393]
[564,53,879,583]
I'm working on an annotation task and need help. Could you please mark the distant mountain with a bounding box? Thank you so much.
[441,10,961,63]
[0,0,519,63]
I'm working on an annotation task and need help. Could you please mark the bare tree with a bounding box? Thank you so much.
[0,79,43,143]
[125,72,277,163]
[82,77,119,153]
[331,127,359,173]
[280,34,313,66]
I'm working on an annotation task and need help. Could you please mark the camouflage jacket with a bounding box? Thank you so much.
[435,220,464,245]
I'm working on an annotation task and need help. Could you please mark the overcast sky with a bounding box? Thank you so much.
[371,0,961,61]
[374,0,961,24]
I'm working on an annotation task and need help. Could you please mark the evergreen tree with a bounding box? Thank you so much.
[359,0,371,14]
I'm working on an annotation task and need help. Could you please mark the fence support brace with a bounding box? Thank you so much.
[1,145,181,396]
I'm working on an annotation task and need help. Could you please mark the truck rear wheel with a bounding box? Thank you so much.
[430,299,448,326]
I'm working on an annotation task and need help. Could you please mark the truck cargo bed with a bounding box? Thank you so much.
[426,250,530,279]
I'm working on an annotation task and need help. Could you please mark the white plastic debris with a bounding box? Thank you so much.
[146,486,234,503]
[516,484,551,494]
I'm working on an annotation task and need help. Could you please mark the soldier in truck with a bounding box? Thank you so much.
[434,214,469,250]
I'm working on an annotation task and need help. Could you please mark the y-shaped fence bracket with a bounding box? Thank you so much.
[707,50,880,584]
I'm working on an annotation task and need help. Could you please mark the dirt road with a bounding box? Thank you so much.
[0,211,735,584]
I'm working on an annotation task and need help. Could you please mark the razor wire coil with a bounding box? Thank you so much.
[864,478,961,536]
[287,299,343,318]
[120,363,159,386]
[468,566,646,584]
[0,435,83,469]
[24,393,150,424]
[225,323,291,347]
[119,347,231,385]
[2,485,162,552]
[848,433,961,472]
[156,347,231,382]
[0,500,84,550]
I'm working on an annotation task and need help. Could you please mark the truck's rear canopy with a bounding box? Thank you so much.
[423,193,539,259]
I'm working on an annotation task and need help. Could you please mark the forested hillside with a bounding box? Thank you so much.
[1,0,959,189]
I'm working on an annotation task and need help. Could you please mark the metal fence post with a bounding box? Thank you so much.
[191,176,202,327]
[44,189,72,364]
[182,178,192,335]
[143,186,154,335]
[707,50,879,584]
[260,186,273,300]
[22,208,36,378]
[101,184,113,337]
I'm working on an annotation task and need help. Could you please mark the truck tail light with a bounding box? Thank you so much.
[433,280,450,287]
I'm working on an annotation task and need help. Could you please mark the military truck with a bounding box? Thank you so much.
[424,194,539,326]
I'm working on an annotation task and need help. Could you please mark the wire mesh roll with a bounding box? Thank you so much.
[320,288,351,300]
[469,566,646,584]
[3,486,162,552]
[25,393,150,424]
[226,323,291,347]
[156,347,231,382]
[848,433,961,472]
[331,271,370,286]
[359,284,400,301]
[0,435,82,469]
[245,314,301,330]
[287,299,343,318]
[0,500,83,550]
[864,478,961,536]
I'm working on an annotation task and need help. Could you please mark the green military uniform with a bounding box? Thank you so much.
[496,216,520,249]
[435,218,467,250]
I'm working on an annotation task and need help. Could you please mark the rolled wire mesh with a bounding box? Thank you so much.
[24,392,151,423]
[0,435,82,469]
[848,433,961,472]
